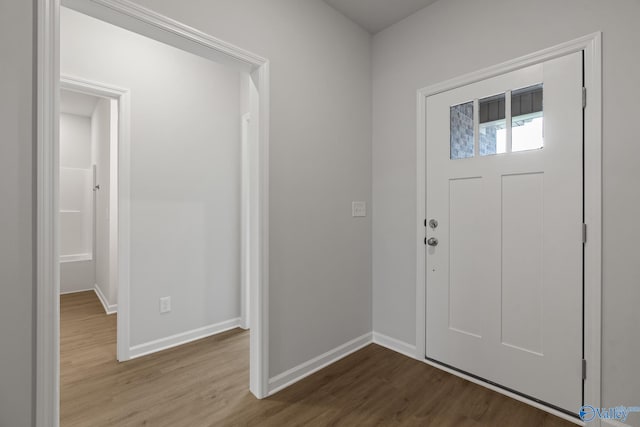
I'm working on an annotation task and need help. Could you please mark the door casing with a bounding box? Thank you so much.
[60,76,124,318]
[36,1,271,425]
[415,33,602,425]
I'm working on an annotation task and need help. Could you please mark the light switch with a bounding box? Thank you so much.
[352,201,366,217]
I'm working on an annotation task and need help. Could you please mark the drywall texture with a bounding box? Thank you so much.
[125,0,373,376]
[61,7,243,346]
[0,1,34,425]
[372,0,640,419]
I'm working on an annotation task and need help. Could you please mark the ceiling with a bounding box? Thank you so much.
[324,0,439,33]
[60,89,100,117]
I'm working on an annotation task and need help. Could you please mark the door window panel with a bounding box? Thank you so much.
[479,93,507,156]
[450,84,543,160]
[450,101,475,159]
[512,84,544,152]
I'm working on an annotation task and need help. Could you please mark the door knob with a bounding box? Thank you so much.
[427,237,438,246]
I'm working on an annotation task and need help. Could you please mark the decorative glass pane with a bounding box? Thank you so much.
[512,84,543,152]
[479,93,507,156]
[450,101,474,159]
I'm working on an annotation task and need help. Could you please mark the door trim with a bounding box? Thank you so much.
[60,75,127,329]
[241,112,252,330]
[415,33,602,423]
[36,1,271,425]
[60,75,130,361]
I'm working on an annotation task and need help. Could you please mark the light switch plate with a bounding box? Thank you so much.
[352,201,366,217]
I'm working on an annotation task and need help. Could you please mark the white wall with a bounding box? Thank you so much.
[372,0,640,418]
[61,7,244,346]
[95,0,374,376]
[0,0,34,424]
[92,98,116,306]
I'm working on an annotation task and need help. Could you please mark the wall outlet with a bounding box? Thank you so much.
[159,296,171,314]
[352,201,367,217]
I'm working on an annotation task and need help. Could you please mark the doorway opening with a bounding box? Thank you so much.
[59,80,119,316]
[37,1,271,424]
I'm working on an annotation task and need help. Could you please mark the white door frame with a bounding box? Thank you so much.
[416,33,602,425]
[60,76,126,319]
[241,112,252,330]
[36,1,271,425]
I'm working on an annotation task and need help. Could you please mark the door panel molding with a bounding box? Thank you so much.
[416,33,602,423]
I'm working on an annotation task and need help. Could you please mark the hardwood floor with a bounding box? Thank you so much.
[61,291,575,426]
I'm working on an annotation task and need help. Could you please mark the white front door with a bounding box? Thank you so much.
[425,52,583,413]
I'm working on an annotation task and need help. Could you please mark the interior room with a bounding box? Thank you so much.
[2,0,639,426]
[59,88,117,312]
[56,6,253,424]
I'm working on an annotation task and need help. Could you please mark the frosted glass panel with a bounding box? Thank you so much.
[450,101,474,159]
[479,93,507,156]
[512,84,544,152]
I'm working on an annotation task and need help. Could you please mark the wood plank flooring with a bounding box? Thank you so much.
[61,291,575,426]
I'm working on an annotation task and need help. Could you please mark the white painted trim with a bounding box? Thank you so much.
[94,284,117,315]
[417,33,601,98]
[415,32,603,420]
[253,62,271,399]
[128,318,241,360]
[421,358,585,426]
[582,33,603,417]
[38,2,271,424]
[415,87,427,366]
[60,75,130,362]
[267,333,373,396]
[60,75,128,99]
[372,332,417,360]
[59,288,94,295]
[59,253,92,263]
[240,112,251,330]
[36,1,61,426]
[62,0,265,72]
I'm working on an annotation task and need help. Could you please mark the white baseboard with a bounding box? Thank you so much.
[94,284,117,315]
[60,253,92,263]
[268,332,373,396]
[129,318,242,360]
[372,332,417,360]
[60,288,94,295]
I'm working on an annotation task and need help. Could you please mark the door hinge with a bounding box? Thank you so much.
[582,359,587,380]
[424,237,427,245]
[582,87,587,109]
[582,223,587,244]
[424,219,427,227]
